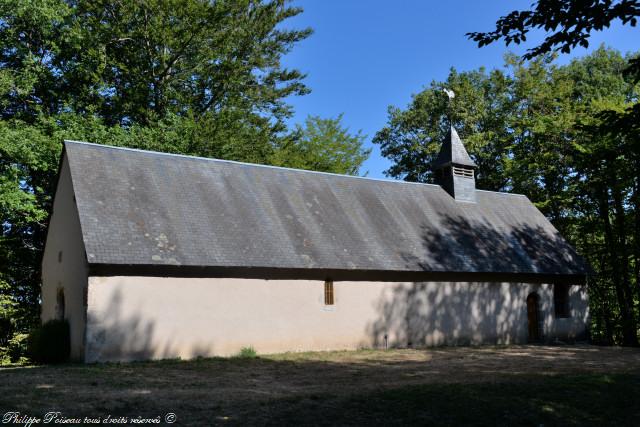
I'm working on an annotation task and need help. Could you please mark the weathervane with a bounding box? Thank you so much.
[443,88,455,100]
[443,88,455,127]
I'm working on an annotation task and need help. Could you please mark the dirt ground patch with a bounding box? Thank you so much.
[268,344,640,385]
[1,345,639,426]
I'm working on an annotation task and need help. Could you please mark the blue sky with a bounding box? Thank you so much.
[280,0,639,179]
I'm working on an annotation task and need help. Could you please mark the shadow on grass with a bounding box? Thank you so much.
[1,346,639,426]
[253,373,640,427]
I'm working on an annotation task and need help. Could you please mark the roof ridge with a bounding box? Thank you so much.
[64,140,522,197]
[64,140,448,188]
[475,189,527,197]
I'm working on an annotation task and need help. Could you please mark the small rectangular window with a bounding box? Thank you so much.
[554,284,571,318]
[324,280,334,305]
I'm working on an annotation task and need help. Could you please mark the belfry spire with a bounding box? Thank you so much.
[433,89,477,203]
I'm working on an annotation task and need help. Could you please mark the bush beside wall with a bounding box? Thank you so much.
[28,319,70,364]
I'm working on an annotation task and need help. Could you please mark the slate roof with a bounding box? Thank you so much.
[62,141,588,282]
[433,126,477,169]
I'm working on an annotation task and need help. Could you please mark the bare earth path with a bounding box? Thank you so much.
[1,345,639,426]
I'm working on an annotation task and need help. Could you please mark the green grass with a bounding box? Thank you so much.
[1,346,639,426]
[253,374,640,426]
[234,346,257,359]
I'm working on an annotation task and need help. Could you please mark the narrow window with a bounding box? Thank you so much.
[58,251,63,263]
[554,284,571,318]
[56,288,66,320]
[324,280,334,305]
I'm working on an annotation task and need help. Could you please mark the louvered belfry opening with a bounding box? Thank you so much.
[452,165,474,178]
[433,126,477,203]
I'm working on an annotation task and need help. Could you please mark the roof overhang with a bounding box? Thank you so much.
[88,264,587,285]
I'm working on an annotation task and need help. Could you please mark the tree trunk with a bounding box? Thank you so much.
[596,253,614,345]
[612,180,638,345]
[634,174,640,325]
[600,181,637,346]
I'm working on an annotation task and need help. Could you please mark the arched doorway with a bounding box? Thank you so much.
[527,293,540,342]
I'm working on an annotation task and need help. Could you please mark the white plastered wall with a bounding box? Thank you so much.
[547,284,590,340]
[85,276,589,362]
[41,156,88,361]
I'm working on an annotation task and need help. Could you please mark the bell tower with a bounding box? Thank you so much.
[433,89,477,203]
[433,125,477,203]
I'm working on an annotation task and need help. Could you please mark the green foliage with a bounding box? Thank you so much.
[272,114,370,175]
[373,65,513,189]
[1,119,67,341]
[1,333,29,365]
[235,346,258,359]
[374,46,640,345]
[0,280,17,335]
[467,2,640,245]
[28,319,70,364]
[0,1,371,348]
[467,0,640,60]
[0,0,312,126]
[0,279,28,364]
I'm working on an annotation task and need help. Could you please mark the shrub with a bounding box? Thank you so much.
[7,333,29,364]
[0,317,13,348]
[28,319,70,364]
[235,346,257,359]
[0,346,9,365]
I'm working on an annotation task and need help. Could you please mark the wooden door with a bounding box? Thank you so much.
[527,293,539,342]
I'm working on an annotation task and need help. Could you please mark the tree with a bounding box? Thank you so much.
[0,1,365,363]
[466,0,639,60]
[467,0,640,346]
[0,0,311,126]
[372,66,514,190]
[373,47,640,345]
[273,115,370,175]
